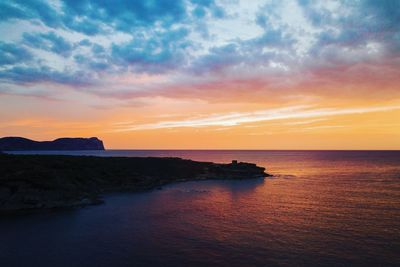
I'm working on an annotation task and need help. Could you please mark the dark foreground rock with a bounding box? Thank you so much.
[0,137,105,151]
[0,154,270,212]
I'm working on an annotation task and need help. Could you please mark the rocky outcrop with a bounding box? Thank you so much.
[0,154,270,212]
[0,137,105,151]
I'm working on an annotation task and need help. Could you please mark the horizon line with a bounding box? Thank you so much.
[103,148,400,151]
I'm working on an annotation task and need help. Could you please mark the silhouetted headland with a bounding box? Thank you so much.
[0,137,105,151]
[0,154,270,212]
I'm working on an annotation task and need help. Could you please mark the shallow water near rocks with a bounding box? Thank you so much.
[1,150,400,266]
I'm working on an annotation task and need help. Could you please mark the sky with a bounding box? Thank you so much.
[0,0,399,149]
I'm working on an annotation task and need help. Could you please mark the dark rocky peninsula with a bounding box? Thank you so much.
[0,154,270,212]
[0,137,105,151]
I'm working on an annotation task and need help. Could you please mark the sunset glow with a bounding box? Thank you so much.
[1,0,399,149]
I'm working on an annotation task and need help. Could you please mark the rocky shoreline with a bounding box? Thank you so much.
[0,154,270,212]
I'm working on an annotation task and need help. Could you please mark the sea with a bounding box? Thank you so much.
[1,150,399,267]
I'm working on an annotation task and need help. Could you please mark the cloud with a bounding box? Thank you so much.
[22,31,73,57]
[299,0,400,56]
[282,118,327,125]
[91,44,105,54]
[0,66,93,86]
[0,0,61,27]
[114,104,400,131]
[0,0,399,102]
[111,27,192,73]
[250,28,295,48]
[190,43,244,74]
[0,42,33,66]
[0,0,190,34]
[77,39,92,47]
[190,0,226,18]
[192,6,207,18]
[61,0,188,34]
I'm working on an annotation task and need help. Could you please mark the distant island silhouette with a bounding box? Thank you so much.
[0,137,105,151]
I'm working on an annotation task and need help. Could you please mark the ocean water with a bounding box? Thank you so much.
[1,150,400,266]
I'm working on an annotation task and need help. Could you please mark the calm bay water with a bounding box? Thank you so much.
[1,150,400,266]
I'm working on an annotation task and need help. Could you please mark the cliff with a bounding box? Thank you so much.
[0,137,105,151]
[0,154,270,212]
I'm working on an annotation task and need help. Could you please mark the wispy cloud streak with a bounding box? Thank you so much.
[114,105,400,131]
